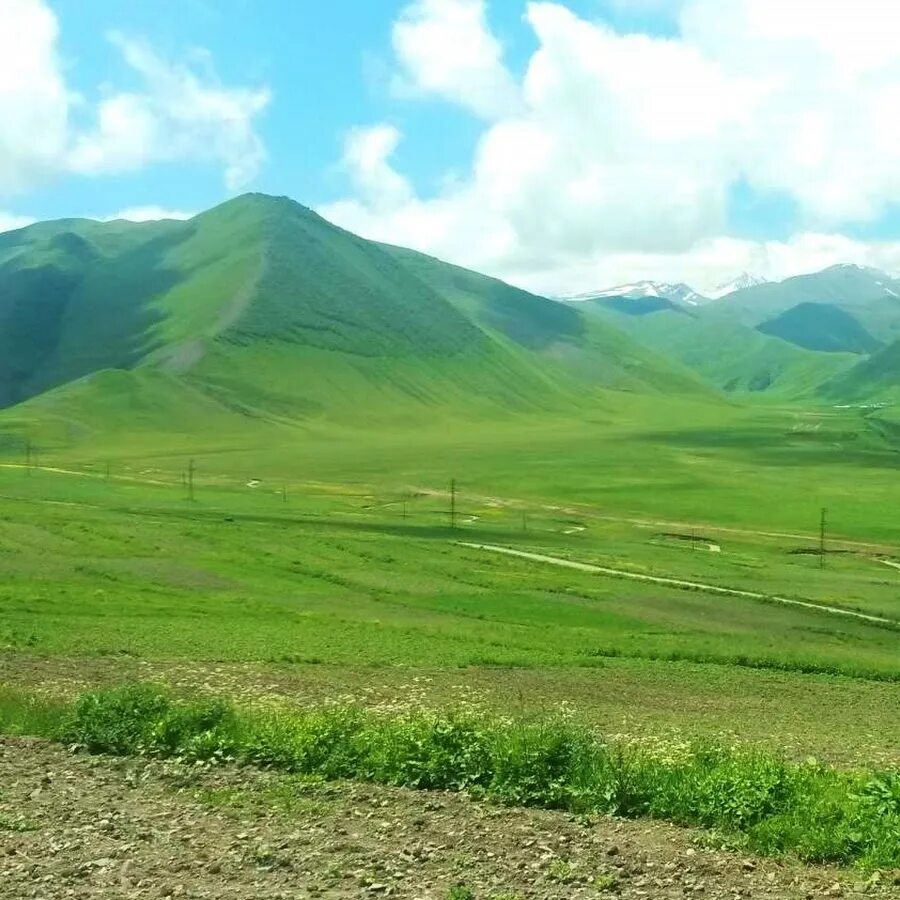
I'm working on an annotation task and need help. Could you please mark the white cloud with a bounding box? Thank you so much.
[338,125,414,211]
[325,0,900,293]
[0,212,36,234]
[392,0,520,119]
[102,206,194,222]
[0,0,269,195]
[70,34,270,190]
[0,0,69,194]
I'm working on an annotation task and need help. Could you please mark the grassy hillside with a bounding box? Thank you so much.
[821,339,900,403]
[757,302,882,354]
[704,264,900,343]
[0,194,712,447]
[574,300,855,395]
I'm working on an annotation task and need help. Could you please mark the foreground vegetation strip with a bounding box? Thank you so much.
[458,542,897,626]
[4,684,899,871]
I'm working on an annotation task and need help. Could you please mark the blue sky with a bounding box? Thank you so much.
[4,0,900,293]
[17,0,679,220]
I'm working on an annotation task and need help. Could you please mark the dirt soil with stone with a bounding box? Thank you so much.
[2,738,898,900]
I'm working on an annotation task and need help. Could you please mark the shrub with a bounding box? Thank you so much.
[59,684,236,758]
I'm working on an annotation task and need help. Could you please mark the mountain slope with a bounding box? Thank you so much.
[705,265,900,344]
[756,302,882,354]
[0,194,713,444]
[576,299,857,396]
[822,339,900,402]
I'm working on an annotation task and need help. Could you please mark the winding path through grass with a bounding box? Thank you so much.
[458,541,898,627]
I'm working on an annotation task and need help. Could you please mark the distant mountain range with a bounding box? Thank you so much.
[560,281,707,307]
[563,263,900,401]
[1,194,900,453]
[561,273,771,307]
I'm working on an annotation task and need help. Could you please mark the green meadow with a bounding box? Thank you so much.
[2,196,900,874]
[2,390,900,769]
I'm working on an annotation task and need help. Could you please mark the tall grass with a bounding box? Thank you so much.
[4,684,899,871]
[0,686,67,737]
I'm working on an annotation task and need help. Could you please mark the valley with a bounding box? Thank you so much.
[1,195,899,893]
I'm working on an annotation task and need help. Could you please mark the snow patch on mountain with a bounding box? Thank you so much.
[561,280,706,306]
[707,272,769,299]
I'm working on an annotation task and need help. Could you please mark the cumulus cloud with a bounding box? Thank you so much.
[102,206,195,222]
[0,0,70,194]
[392,0,520,119]
[70,34,270,190]
[0,212,36,234]
[324,0,900,293]
[0,0,269,196]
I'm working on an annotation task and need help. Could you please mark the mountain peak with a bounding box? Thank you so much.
[708,271,769,299]
[560,280,707,306]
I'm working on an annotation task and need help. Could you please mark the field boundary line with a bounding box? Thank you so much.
[458,542,898,627]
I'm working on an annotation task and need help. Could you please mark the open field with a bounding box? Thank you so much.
[2,397,900,761]
[2,391,900,886]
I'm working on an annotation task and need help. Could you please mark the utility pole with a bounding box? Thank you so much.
[402,496,408,520]
[106,461,111,482]
[187,458,195,502]
[450,478,457,530]
[820,507,827,569]
[282,485,287,504]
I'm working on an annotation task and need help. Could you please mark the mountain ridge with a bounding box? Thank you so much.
[0,193,713,446]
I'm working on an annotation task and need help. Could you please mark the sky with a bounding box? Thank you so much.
[5,0,900,294]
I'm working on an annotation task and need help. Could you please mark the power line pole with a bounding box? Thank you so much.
[820,507,827,569]
[106,461,111,482]
[282,485,287,504]
[450,478,457,530]
[187,458,195,502]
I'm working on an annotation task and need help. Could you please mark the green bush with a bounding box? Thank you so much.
[43,684,900,871]
[59,684,236,758]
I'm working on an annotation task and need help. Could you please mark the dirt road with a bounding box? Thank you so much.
[459,542,898,627]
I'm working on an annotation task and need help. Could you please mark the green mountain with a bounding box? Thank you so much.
[756,302,882,354]
[821,339,900,403]
[705,264,900,345]
[572,299,856,396]
[0,194,709,443]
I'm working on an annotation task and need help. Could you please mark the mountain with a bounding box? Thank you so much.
[703,264,900,344]
[756,302,882,355]
[577,298,856,396]
[0,194,710,445]
[822,338,900,403]
[561,281,707,307]
[708,272,768,299]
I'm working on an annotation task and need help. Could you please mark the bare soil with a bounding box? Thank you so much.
[2,738,896,900]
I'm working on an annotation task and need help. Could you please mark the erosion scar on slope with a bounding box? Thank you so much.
[458,542,898,627]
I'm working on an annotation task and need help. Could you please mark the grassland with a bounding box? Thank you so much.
[2,391,900,774]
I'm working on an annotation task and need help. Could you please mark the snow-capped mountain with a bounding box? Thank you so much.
[707,272,769,300]
[561,281,707,306]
